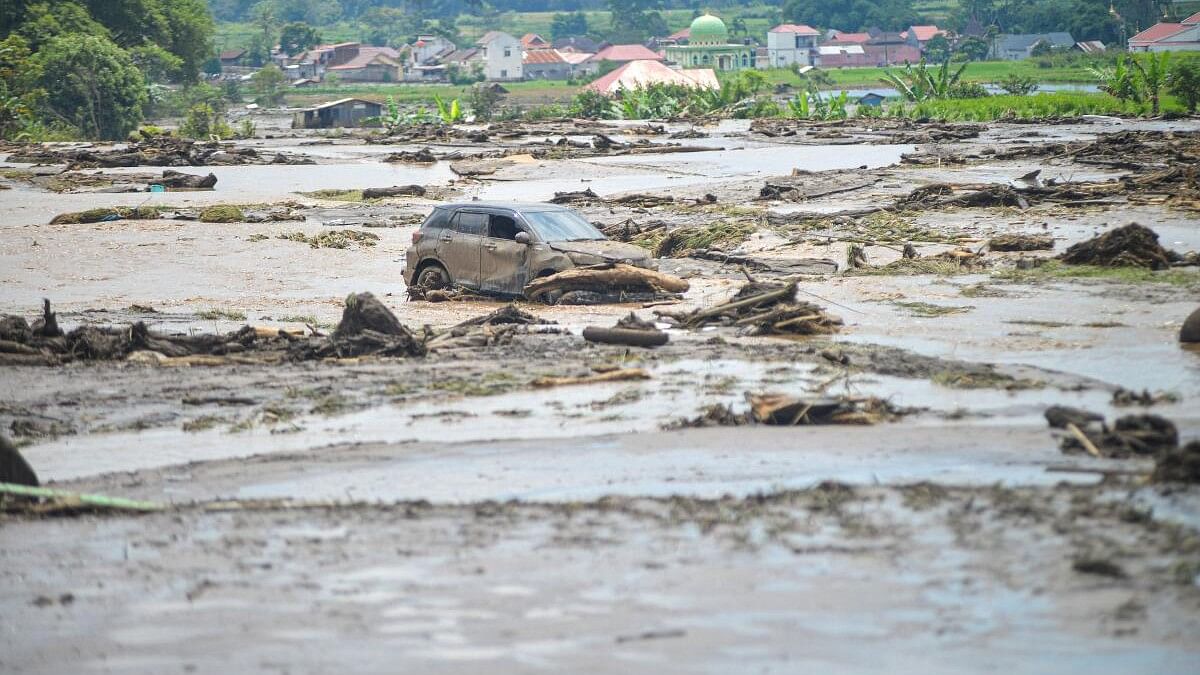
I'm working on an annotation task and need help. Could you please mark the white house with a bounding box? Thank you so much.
[1129,12,1200,52]
[410,34,455,66]
[766,24,820,68]
[477,31,523,81]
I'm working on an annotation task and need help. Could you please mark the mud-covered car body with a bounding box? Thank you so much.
[404,202,653,296]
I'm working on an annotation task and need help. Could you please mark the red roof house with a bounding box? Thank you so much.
[589,44,664,63]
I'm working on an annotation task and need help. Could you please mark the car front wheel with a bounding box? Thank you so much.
[415,264,450,290]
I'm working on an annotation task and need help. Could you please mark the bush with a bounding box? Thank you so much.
[467,84,504,121]
[1168,60,1200,113]
[949,82,990,99]
[571,89,613,119]
[235,118,256,139]
[179,103,233,139]
[997,74,1038,96]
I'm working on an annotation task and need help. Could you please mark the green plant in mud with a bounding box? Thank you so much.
[196,308,246,321]
[299,188,367,202]
[655,220,755,257]
[996,73,1038,96]
[1131,51,1170,116]
[199,205,244,223]
[1090,54,1142,104]
[433,94,462,124]
[179,103,233,140]
[889,301,973,318]
[276,230,379,249]
[1168,60,1200,114]
[994,261,1200,288]
[49,206,162,224]
[430,372,519,397]
[881,59,969,102]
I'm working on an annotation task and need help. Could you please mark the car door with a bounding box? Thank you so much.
[479,211,531,296]
[436,211,485,289]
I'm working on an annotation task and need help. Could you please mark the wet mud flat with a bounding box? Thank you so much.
[2,115,1200,671]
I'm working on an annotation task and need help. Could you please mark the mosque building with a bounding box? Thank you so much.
[664,13,755,71]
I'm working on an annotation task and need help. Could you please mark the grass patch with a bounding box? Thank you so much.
[958,282,1011,298]
[196,308,246,321]
[894,92,1184,121]
[891,301,973,318]
[657,220,755,256]
[299,188,367,202]
[846,259,981,277]
[932,369,1043,390]
[995,261,1200,288]
[199,205,245,223]
[277,314,321,325]
[181,415,223,432]
[50,206,161,225]
[430,372,519,397]
[277,230,380,249]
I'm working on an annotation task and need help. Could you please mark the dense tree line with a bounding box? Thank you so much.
[0,1,214,140]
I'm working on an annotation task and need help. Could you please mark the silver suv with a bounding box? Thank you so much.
[404,203,653,297]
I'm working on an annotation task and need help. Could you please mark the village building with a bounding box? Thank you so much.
[523,49,572,80]
[218,49,247,68]
[1129,12,1200,52]
[477,31,523,81]
[765,23,820,68]
[553,36,603,54]
[410,35,455,66]
[905,25,945,51]
[991,33,1075,60]
[291,98,382,129]
[817,44,871,68]
[521,33,551,50]
[584,59,718,95]
[582,43,662,76]
[664,14,755,71]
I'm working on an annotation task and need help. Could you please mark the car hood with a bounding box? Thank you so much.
[547,240,652,264]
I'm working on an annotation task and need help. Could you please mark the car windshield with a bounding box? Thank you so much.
[521,210,605,241]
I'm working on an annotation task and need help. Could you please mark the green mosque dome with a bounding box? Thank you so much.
[689,13,728,46]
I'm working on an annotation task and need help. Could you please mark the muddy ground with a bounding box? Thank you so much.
[1,114,1199,673]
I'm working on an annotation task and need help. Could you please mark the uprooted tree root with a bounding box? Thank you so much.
[667,393,907,428]
[1058,223,1178,270]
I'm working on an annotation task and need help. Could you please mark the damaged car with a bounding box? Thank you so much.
[404,203,654,297]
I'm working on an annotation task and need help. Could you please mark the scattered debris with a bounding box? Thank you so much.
[1111,388,1179,407]
[1153,440,1200,484]
[583,313,668,348]
[157,169,217,190]
[1058,224,1174,270]
[1045,406,1178,458]
[382,148,437,163]
[50,206,160,224]
[276,230,379,249]
[0,435,38,486]
[656,281,841,337]
[532,368,650,388]
[988,233,1054,252]
[747,394,900,425]
[361,185,426,199]
[1072,557,1127,579]
[0,483,163,513]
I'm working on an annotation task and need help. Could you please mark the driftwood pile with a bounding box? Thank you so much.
[1045,405,1178,459]
[988,233,1054,252]
[524,263,689,305]
[656,281,841,336]
[0,294,425,366]
[670,393,903,428]
[7,137,314,169]
[425,305,554,351]
[549,188,676,207]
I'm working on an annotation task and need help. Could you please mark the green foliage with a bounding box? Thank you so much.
[924,34,951,64]
[606,0,667,43]
[433,95,462,124]
[881,59,970,102]
[251,64,287,106]
[1168,60,1200,114]
[571,89,614,119]
[236,118,256,139]
[893,92,1168,122]
[467,84,504,121]
[954,36,989,62]
[550,11,588,40]
[997,73,1038,96]
[179,103,233,139]
[782,0,920,32]
[445,63,484,86]
[1090,54,1141,103]
[35,34,146,140]
[1131,51,1170,116]
[279,21,321,54]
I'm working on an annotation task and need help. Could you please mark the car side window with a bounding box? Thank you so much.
[487,214,521,241]
[423,208,450,231]
[454,212,487,235]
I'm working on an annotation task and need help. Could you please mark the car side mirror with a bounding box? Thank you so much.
[514,231,532,245]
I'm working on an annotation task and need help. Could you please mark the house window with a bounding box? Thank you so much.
[741,54,748,67]
[504,48,511,57]
[501,69,507,78]
[703,54,710,64]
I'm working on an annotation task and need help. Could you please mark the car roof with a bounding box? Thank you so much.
[435,202,572,214]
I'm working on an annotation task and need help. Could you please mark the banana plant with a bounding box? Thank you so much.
[433,95,462,124]
[881,59,968,101]
[786,92,810,118]
[1131,52,1170,116]
[1090,54,1142,103]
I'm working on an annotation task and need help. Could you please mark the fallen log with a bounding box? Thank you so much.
[582,326,668,347]
[524,263,689,302]
[361,185,426,199]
